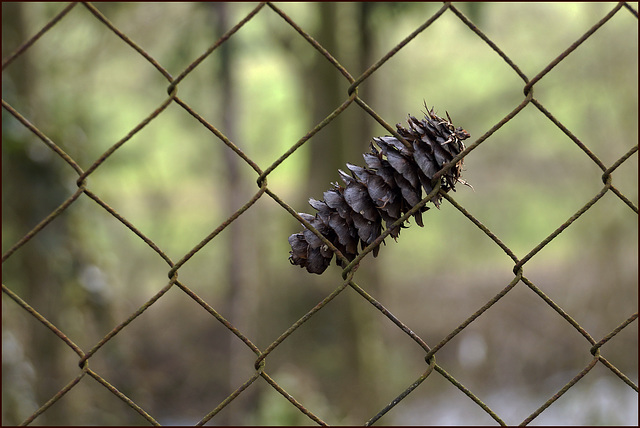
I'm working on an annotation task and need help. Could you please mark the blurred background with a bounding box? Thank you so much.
[2,2,638,425]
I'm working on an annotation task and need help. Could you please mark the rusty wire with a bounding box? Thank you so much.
[2,1,638,426]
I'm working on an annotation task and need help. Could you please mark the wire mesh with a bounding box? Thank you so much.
[2,1,638,425]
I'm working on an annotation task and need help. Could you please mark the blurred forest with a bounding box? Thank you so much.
[2,2,638,425]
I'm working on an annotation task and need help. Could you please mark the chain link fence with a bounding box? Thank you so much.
[2,2,638,425]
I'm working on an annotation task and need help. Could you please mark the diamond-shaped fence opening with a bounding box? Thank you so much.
[2,2,637,426]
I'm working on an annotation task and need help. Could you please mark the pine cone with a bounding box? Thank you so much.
[289,106,470,274]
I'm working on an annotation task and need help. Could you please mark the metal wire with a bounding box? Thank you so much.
[2,1,637,425]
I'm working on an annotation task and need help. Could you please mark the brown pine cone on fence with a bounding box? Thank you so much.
[289,105,471,274]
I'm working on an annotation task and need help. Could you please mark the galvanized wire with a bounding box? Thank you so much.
[2,1,637,426]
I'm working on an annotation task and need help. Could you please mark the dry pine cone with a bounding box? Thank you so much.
[289,105,470,274]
